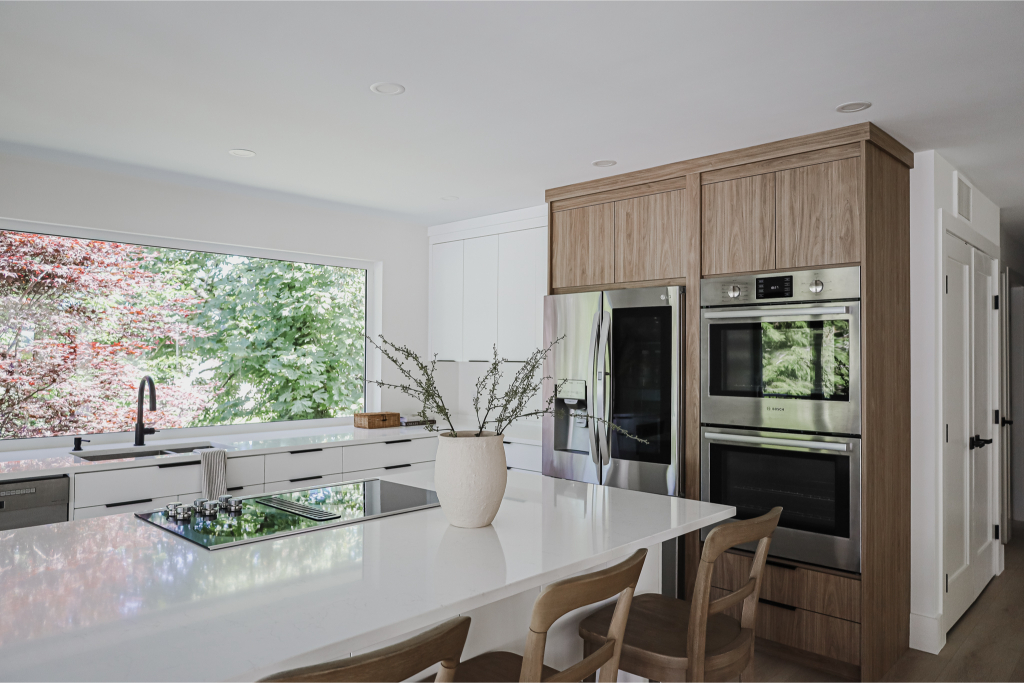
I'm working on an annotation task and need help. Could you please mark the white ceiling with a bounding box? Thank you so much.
[1,2,1023,232]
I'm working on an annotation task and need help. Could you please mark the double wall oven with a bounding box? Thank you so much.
[700,266,862,572]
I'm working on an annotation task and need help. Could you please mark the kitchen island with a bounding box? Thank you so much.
[0,468,733,681]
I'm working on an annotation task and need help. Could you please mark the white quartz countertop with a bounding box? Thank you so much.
[0,421,542,481]
[0,468,733,682]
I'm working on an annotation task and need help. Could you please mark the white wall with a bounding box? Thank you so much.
[0,142,429,436]
[909,150,1002,653]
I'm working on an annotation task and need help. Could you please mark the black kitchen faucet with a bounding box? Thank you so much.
[135,376,159,447]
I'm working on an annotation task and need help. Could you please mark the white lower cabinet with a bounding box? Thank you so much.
[74,462,203,509]
[344,438,437,472]
[264,446,344,483]
[503,441,541,472]
[265,472,347,494]
[342,461,433,482]
[73,495,178,520]
[70,439,440,518]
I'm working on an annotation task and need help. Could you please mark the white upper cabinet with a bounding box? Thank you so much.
[430,240,463,361]
[498,228,547,361]
[462,235,500,361]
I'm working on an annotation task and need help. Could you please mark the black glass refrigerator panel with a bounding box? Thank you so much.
[609,306,672,465]
[707,320,851,401]
[708,444,850,538]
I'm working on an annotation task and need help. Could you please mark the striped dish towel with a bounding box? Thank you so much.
[199,449,228,500]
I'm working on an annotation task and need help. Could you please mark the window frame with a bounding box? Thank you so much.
[0,217,382,452]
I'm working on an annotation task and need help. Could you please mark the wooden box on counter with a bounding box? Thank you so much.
[354,412,401,429]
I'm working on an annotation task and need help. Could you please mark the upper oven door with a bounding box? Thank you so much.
[701,301,861,435]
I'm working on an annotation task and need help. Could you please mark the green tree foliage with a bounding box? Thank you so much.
[761,321,849,399]
[147,250,366,425]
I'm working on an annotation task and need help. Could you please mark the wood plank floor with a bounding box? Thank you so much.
[743,522,1024,682]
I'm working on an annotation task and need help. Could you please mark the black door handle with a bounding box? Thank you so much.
[971,435,993,450]
[1002,417,1015,427]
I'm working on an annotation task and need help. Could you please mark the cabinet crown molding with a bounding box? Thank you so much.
[544,122,912,204]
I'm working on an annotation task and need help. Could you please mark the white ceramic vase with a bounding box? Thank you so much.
[433,430,508,528]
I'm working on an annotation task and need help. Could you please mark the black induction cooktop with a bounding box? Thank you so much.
[135,479,439,550]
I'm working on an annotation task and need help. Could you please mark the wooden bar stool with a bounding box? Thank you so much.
[436,548,648,683]
[260,616,471,683]
[579,508,782,682]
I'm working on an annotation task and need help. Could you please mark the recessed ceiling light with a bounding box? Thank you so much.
[836,101,872,113]
[441,196,459,201]
[370,82,406,95]
[592,160,617,168]
[228,149,256,158]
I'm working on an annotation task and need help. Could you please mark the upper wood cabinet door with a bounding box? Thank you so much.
[614,190,685,283]
[702,173,776,275]
[776,158,861,269]
[550,203,614,289]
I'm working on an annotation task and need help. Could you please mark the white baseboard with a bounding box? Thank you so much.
[910,612,946,654]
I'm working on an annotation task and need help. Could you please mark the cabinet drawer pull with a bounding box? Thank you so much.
[106,498,152,508]
[289,475,323,483]
[226,486,244,492]
[766,559,798,571]
[384,463,411,470]
[760,598,797,611]
[158,461,200,468]
[384,439,412,445]
[289,448,323,455]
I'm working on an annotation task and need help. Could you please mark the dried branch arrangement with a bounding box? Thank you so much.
[364,334,646,443]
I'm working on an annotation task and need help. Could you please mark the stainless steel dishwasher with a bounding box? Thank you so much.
[0,475,70,531]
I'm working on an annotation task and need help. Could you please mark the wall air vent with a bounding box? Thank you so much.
[957,176,972,222]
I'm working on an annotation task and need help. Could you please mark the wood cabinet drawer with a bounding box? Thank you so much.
[503,441,541,472]
[73,494,178,520]
[74,462,202,509]
[341,461,433,483]
[265,472,348,494]
[264,446,344,483]
[711,550,860,623]
[227,455,264,487]
[344,438,437,473]
[711,587,860,666]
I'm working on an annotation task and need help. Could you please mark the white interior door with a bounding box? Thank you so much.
[971,249,997,596]
[999,270,1013,543]
[462,235,499,361]
[943,234,974,629]
[430,240,464,361]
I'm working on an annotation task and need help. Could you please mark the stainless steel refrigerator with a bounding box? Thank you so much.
[542,285,683,496]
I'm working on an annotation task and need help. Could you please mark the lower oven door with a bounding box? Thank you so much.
[701,427,861,573]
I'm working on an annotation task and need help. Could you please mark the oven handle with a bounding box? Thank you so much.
[703,431,851,452]
[703,306,849,320]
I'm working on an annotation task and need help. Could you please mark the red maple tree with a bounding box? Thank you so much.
[1,231,211,439]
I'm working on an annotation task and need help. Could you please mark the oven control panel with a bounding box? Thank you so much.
[700,266,860,307]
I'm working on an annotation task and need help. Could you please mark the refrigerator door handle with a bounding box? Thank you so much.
[586,309,601,467]
[596,310,612,466]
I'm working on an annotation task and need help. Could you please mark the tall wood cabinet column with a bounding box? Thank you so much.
[858,141,911,681]
[682,174,702,599]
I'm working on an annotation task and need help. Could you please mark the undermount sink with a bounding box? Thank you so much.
[72,441,225,461]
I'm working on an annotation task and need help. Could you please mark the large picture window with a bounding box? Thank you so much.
[0,229,366,440]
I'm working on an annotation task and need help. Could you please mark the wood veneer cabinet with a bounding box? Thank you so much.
[701,173,776,275]
[550,186,686,292]
[776,157,861,269]
[550,202,614,289]
[614,189,685,283]
[545,123,913,682]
